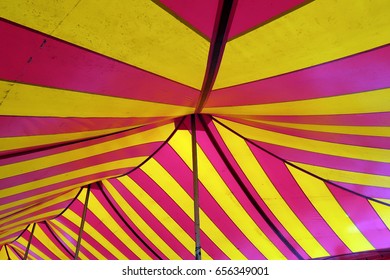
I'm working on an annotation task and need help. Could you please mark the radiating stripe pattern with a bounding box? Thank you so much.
[1,0,390,260]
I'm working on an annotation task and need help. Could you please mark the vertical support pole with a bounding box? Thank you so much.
[74,186,91,260]
[5,245,11,260]
[23,223,36,260]
[191,114,201,260]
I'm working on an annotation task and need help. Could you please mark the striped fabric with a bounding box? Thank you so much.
[0,0,389,259]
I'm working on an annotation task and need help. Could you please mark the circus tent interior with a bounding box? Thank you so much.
[1,0,390,260]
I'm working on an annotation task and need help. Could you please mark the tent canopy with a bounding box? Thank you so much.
[0,0,390,260]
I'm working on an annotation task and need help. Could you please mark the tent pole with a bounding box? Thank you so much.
[74,186,91,260]
[23,223,36,260]
[191,114,201,260]
[5,245,11,260]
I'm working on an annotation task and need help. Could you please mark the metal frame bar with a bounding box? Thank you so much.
[74,186,91,260]
[23,223,36,260]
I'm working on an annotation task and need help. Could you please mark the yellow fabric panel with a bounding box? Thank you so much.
[369,199,390,230]
[0,225,26,243]
[247,119,390,137]
[85,191,152,260]
[0,81,193,118]
[141,159,245,260]
[0,157,146,199]
[169,129,285,259]
[48,220,81,259]
[215,0,390,88]
[1,0,209,89]
[116,176,200,259]
[16,235,51,260]
[50,214,96,260]
[215,122,328,258]
[0,246,8,260]
[215,118,390,163]
[32,224,70,259]
[288,166,374,252]
[0,189,78,226]
[204,88,390,116]
[292,162,390,188]
[102,180,182,260]
[0,122,173,180]
[0,125,142,152]
[0,210,60,233]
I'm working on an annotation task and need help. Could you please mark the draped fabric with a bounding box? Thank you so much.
[1,0,389,260]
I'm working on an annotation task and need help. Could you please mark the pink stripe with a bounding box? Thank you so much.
[153,145,231,259]
[329,182,390,200]
[8,245,23,259]
[0,19,199,105]
[0,199,72,230]
[91,186,160,260]
[100,182,166,259]
[127,171,196,259]
[12,240,41,260]
[54,215,97,260]
[200,117,305,259]
[0,189,78,218]
[226,117,390,149]
[328,185,390,249]
[27,224,61,259]
[0,142,160,192]
[47,220,77,255]
[0,116,172,137]
[230,112,390,126]
[159,0,219,39]
[40,222,73,259]
[249,144,351,256]
[0,169,130,209]
[228,0,306,39]
[0,119,171,164]
[0,231,23,245]
[206,44,390,106]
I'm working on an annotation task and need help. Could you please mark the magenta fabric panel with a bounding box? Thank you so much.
[89,188,159,260]
[47,220,78,254]
[0,143,161,197]
[249,140,390,177]
[235,112,390,126]
[328,185,390,249]
[26,225,62,259]
[122,171,196,259]
[12,240,41,260]
[0,116,172,137]
[331,182,390,200]
[159,0,219,39]
[0,19,198,106]
[0,231,25,246]
[39,222,74,259]
[0,198,72,230]
[54,215,99,260]
[220,117,390,150]
[228,0,307,39]
[248,143,351,256]
[199,117,305,259]
[0,121,169,164]
[154,144,255,259]
[102,179,170,260]
[206,44,390,106]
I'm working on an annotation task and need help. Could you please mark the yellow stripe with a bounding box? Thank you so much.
[246,119,390,137]
[7,246,22,259]
[16,235,52,260]
[215,0,390,88]
[369,199,390,230]
[288,165,374,252]
[47,220,78,258]
[0,246,8,260]
[215,118,390,163]
[49,219,89,260]
[204,88,390,116]
[0,189,78,227]
[0,157,146,199]
[0,225,26,242]
[141,159,246,260]
[0,125,142,152]
[169,129,285,259]
[86,191,152,260]
[0,210,60,233]
[10,242,31,259]
[292,162,390,188]
[117,176,199,259]
[1,0,208,89]
[0,122,172,180]
[0,81,193,118]
[33,224,70,259]
[215,122,328,258]
[102,180,182,260]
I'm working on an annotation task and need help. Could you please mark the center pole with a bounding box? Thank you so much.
[191,114,201,260]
